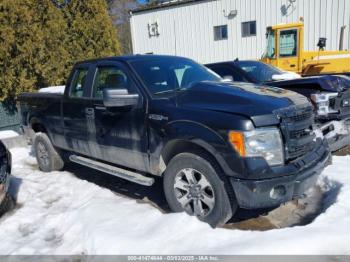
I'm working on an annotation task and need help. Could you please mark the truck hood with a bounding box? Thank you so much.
[177,81,310,126]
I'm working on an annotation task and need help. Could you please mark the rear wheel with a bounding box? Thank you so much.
[33,133,64,172]
[163,152,237,227]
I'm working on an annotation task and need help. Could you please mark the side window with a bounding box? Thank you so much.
[279,29,298,57]
[70,68,88,98]
[92,66,133,99]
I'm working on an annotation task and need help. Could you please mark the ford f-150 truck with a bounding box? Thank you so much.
[18,55,330,227]
[207,60,350,152]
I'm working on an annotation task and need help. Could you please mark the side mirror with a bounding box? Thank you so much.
[103,89,139,107]
[222,75,234,82]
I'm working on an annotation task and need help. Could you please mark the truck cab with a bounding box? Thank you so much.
[261,22,350,76]
[262,22,304,74]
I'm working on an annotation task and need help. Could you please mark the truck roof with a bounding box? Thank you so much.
[74,54,189,66]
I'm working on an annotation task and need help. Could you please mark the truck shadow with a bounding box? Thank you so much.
[65,163,342,231]
[65,163,271,220]
[65,163,171,213]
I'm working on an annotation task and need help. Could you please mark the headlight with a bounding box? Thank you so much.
[229,128,284,166]
[310,93,338,116]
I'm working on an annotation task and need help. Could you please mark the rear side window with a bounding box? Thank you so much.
[70,68,88,98]
[92,66,134,99]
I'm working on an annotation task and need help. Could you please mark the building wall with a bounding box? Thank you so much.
[130,0,350,64]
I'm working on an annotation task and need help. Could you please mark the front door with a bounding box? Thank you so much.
[89,62,149,172]
[62,65,93,155]
[276,28,301,73]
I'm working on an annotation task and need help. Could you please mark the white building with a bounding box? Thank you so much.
[130,0,350,64]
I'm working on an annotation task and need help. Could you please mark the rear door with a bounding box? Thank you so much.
[89,61,149,172]
[62,64,94,154]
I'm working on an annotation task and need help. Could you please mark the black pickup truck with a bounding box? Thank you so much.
[18,55,330,227]
[206,60,350,152]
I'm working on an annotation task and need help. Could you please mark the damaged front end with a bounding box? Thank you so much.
[311,88,350,152]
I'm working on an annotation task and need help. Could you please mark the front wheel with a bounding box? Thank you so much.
[163,153,237,227]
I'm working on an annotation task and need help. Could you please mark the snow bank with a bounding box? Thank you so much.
[0,147,349,255]
[272,71,301,81]
[38,86,65,94]
[0,130,19,140]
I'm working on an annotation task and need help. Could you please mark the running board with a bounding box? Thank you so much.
[69,155,155,186]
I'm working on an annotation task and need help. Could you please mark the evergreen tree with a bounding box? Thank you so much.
[0,0,121,101]
[62,1,121,68]
[0,0,68,99]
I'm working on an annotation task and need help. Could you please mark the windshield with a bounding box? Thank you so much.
[130,57,222,96]
[235,61,283,83]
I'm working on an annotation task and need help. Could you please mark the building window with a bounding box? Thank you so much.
[214,25,228,41]
[242,21,256,37]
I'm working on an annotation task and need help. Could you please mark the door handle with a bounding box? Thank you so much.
[290,64,296,68]
[85,107,94,115]
[95,106,107,111]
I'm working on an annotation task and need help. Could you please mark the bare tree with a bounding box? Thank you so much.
[107,0,139,55]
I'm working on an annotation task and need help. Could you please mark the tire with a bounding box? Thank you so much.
[0,193,14,216]
[163,152,237,227]
[33,132,64,172]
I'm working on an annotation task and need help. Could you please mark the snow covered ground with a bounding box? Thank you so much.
[0,130,19,140]
[0,146,349,255]
[38,85,65,94]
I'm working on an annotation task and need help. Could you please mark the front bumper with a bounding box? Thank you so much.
[230,138,330,209]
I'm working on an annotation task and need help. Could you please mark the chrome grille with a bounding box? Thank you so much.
[275,105,315,161]
[288,110,312,122]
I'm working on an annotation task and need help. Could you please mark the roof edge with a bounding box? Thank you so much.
[131,0,215,14]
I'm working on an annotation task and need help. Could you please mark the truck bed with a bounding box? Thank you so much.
[18,92,63,130]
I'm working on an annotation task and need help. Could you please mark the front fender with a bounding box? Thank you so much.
[149,120,242,176]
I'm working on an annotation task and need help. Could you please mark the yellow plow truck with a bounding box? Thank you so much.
[261,22,350,76]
